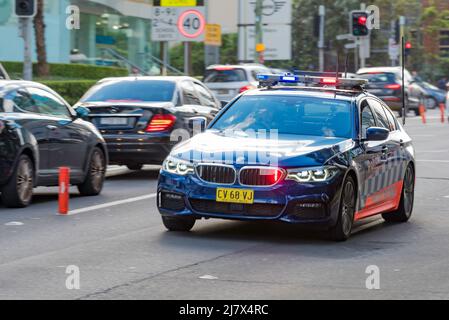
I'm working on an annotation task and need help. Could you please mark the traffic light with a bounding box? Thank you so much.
[405,41,412,56]
[350,11,369,37]
[15,0,36,17]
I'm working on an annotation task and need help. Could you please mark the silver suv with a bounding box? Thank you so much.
[203,64,271,102]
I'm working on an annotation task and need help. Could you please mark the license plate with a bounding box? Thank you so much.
[100,118,128,125]
[216,188,254,204]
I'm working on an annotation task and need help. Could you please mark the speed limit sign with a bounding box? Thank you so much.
[177,8,206,41]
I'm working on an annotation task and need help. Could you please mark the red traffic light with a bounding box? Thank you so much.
[405,42,412,49]
[358,16,367,25]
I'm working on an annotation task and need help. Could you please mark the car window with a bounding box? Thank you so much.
[0,89,39,113]
[204,68,247,83]
[358,72,396,83]
[181,81,201,105]
[193,82,216,107]
[211,95,353,138]
[27,87,71,119]
[81,80,176,103]
[382,105,398,131]
[369,99,390,130]
[360,101,376,138]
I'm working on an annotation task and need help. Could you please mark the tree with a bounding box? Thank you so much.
[33,0,49,77]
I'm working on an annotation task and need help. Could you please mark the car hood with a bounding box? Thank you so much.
[171,130,355,168]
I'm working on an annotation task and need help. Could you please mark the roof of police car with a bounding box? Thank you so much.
[242,86,365,102]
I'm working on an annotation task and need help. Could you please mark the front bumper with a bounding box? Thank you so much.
[157,170,345,227]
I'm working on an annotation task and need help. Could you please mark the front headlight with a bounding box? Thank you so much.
[286,166,339,183]
[162,156,195,176]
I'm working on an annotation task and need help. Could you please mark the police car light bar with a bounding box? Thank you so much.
[256,73,368,89]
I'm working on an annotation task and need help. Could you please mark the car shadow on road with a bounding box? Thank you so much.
[157,218,417,259]
[107,169,160,181]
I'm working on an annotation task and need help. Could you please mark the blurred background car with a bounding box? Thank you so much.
[418,81,447,109]
[75,76,221,170]
[203,64,271,102]
[357,67,425,116]
[0,81,107,208]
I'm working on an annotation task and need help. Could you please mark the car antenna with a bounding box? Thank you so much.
[402,36,406,126]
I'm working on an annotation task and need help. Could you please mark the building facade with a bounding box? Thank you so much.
[421,0,449,58]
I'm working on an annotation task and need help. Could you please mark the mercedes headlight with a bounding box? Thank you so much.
[162,156,195,176]
[286,166,339,183]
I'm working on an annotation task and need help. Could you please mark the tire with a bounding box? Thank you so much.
[329,176,356,242]
[126,164,143,171]
[78,147,106,196]
[383,165,415,223]
[426,97,438,110]
[162,216,196,232]
[1,154,34,208]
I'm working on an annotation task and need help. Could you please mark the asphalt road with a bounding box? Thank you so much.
[1,110,449,300]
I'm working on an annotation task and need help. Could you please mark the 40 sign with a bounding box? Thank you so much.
[177,9,206,41]
[151,6,206,42]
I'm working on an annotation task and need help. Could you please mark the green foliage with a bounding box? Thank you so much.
[40,80,98,106]
[0,61,128,80]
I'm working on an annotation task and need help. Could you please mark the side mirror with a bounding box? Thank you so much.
[189,116,207,133]
[366,127,390,141]
[220,100,229,108]
[75,106,90,119]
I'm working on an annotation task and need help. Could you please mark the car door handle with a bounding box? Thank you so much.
[46,125,58,131]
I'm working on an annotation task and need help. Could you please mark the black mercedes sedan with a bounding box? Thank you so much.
[0,81,108,208]
[75,77,221,170]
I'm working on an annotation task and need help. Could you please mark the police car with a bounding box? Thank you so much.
[157,73,415,241]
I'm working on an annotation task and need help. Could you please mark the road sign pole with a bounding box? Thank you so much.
[318,6,326,72]
[184,42,191,75]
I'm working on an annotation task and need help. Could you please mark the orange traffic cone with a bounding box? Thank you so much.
[59,167,70,215]
[440,103,446,124]
[419,102,427,124]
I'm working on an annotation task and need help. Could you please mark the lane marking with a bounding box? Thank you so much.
[68,193,157,216]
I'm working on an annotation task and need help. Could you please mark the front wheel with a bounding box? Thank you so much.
[78,147,106,196]
[162,216,196,232]
[383,165,415,223]
[329,176,356,242]
[1,154,35,208]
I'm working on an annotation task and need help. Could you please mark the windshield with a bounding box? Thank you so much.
[211,95,353,138]
[358,72,397,83]
[81,80,176,103]
[204,69,247,83]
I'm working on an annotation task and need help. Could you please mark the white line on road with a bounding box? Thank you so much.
[68,193,157,216]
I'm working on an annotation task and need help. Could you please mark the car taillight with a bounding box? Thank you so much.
[239,85,256,93]
[145,114,177,133]
[385,84,401,90]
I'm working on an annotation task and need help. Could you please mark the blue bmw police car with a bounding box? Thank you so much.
[157,74,415,241]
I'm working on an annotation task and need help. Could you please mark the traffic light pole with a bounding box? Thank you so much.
[19,17,33,81]
[254,0,263,64]
[399,16,405,67]
[318,5,325,72]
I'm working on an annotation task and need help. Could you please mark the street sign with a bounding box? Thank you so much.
[205,24,222,47]
[151,6,206,42]
[244,25,292,61]
[177,8,206,41]
[154,0,204,7]
[336,34,354,41]
[241,0,292,25]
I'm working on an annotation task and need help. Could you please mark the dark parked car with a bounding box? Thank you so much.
[357,67,425,116]
[75,77,221,170]
[0,81,107,208]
